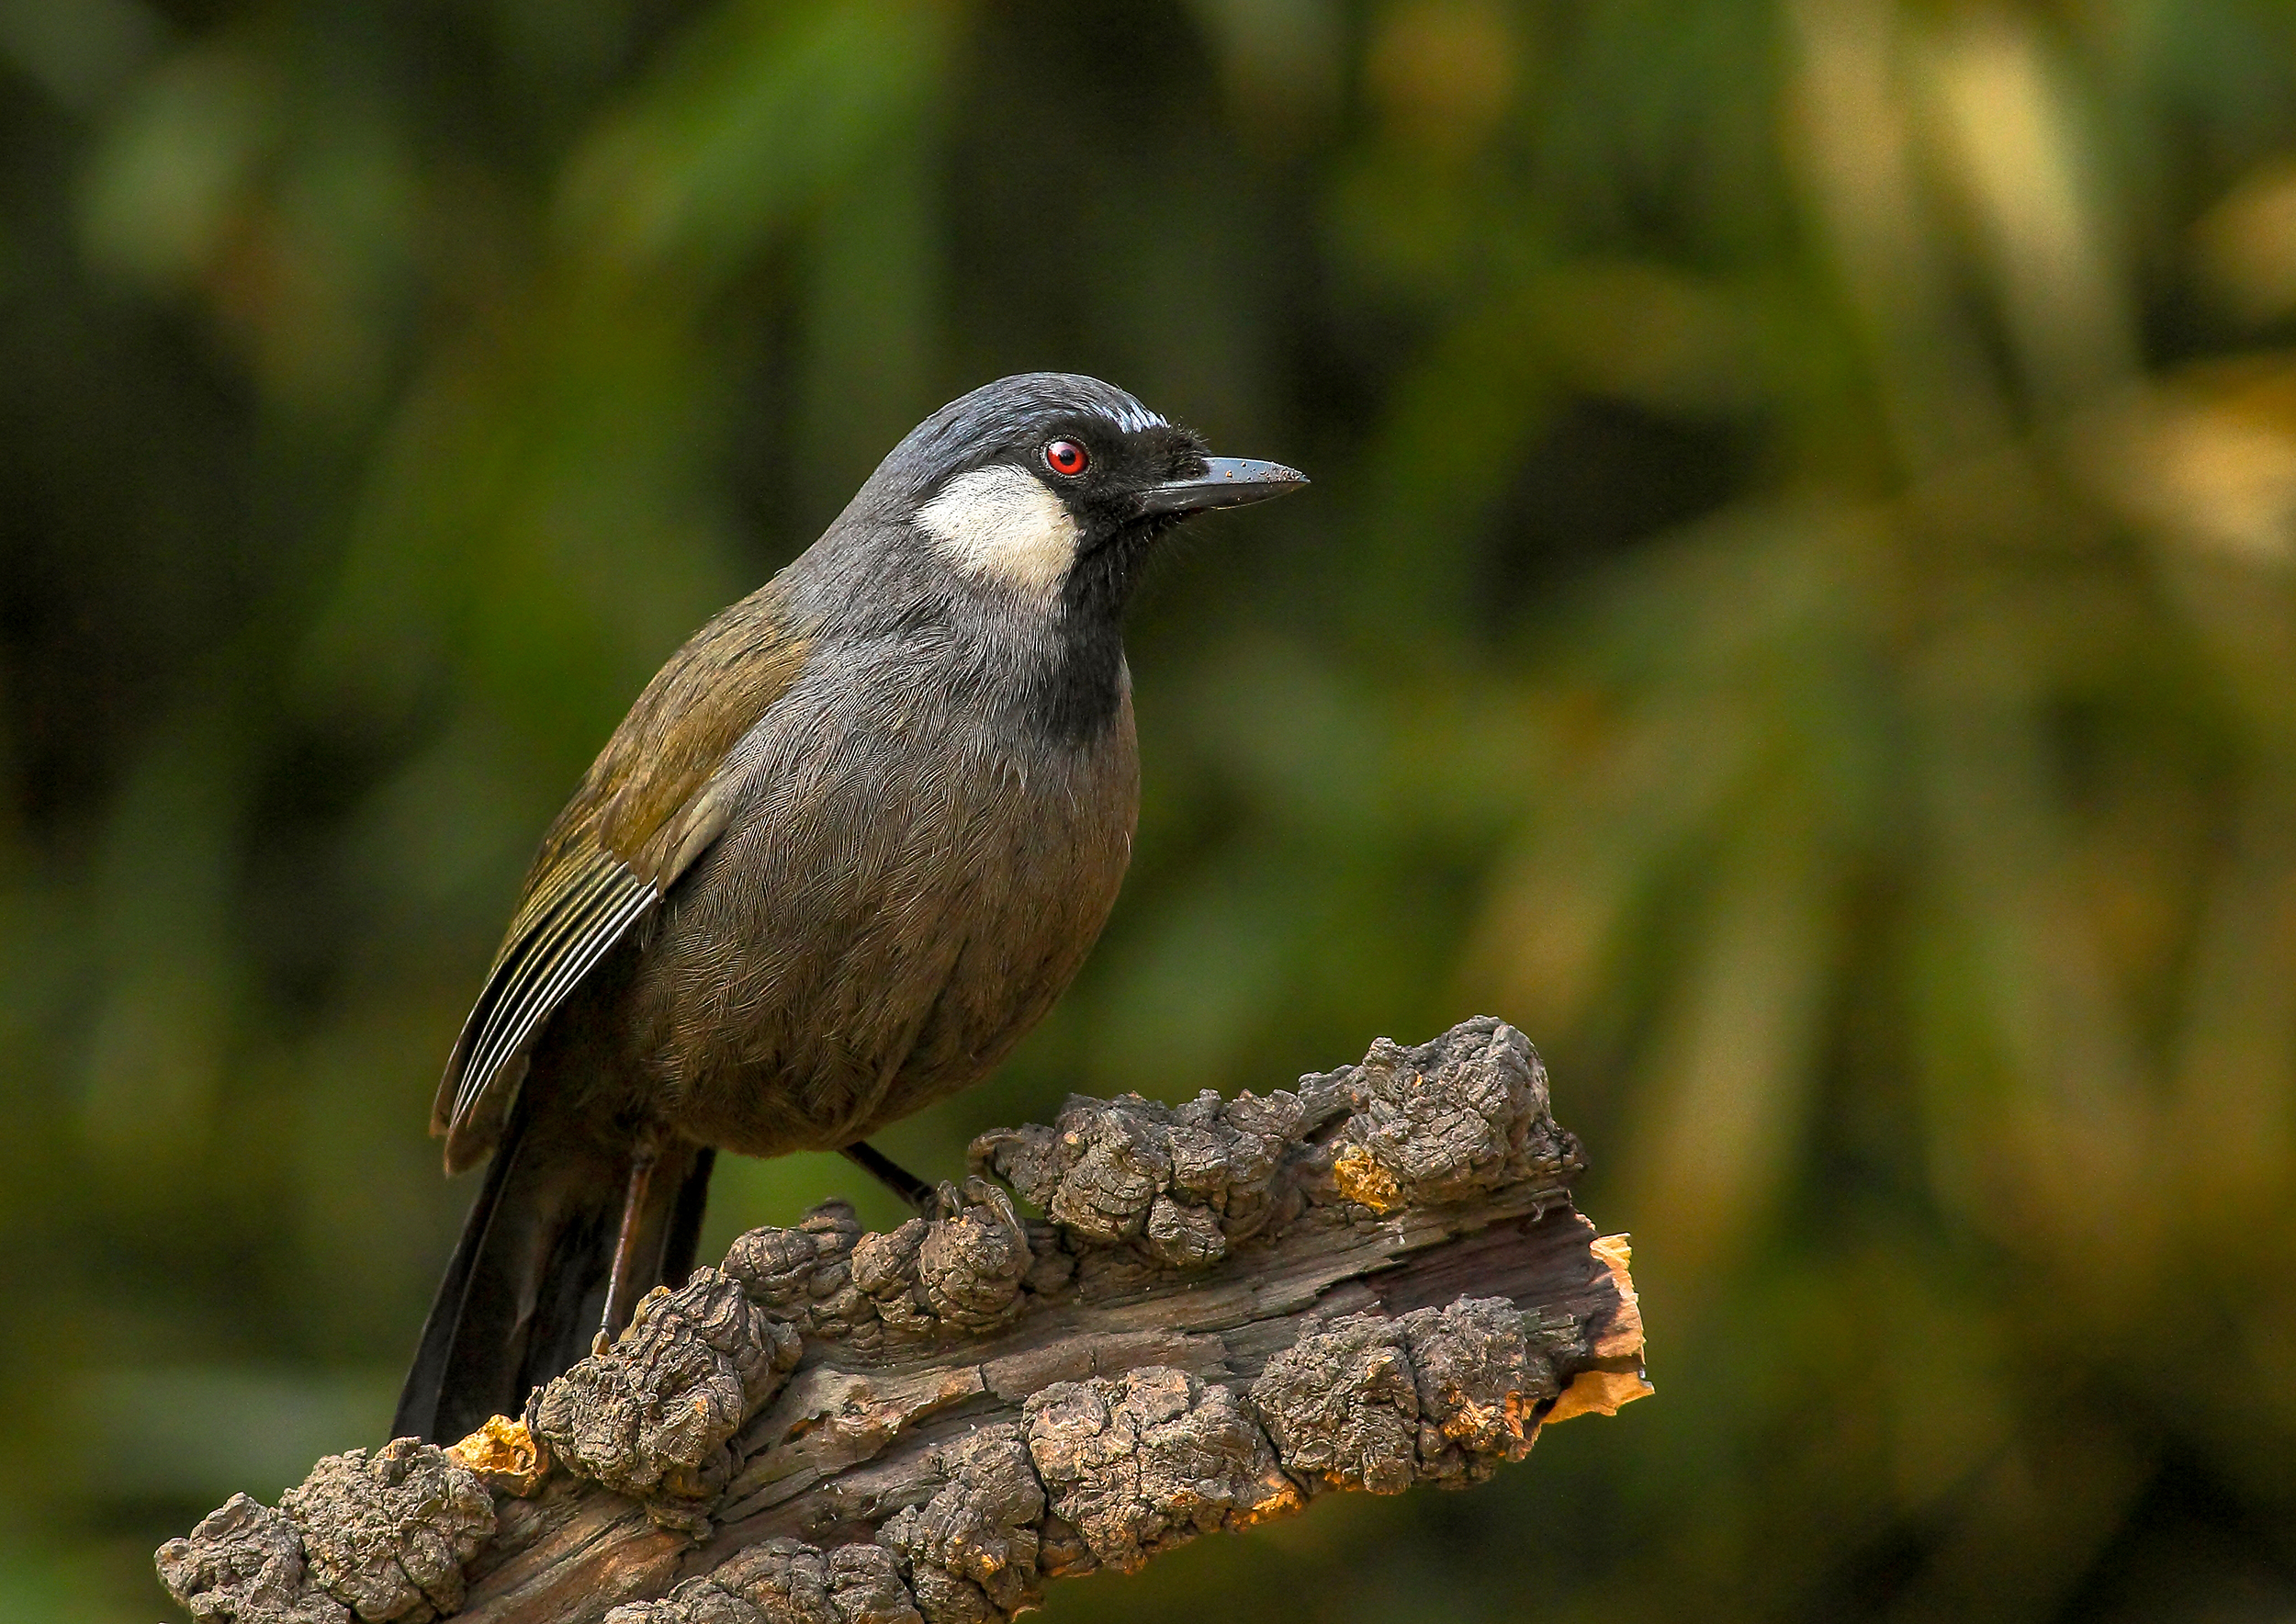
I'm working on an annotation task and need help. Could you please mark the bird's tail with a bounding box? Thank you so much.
[391,1091,715,1446]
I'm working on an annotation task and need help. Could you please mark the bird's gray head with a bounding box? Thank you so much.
[866,372,1306,618]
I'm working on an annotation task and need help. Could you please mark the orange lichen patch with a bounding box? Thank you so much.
[1439,1390,1531,1449]
[1229,1478,1307,1527]
[1333,1145,1401,1212]
[446,1415,549,1497]
[1545,1368,1654,1427]
[1588,1233,1646,1359]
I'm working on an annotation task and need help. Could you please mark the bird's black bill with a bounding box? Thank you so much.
[1136,456,1308,515]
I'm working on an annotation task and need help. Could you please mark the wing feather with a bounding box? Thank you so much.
[449,855,657,1133]
[500,885,658,1074]
[429,581,813,1168]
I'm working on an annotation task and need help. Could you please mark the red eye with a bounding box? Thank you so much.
[1043,438,1089,477]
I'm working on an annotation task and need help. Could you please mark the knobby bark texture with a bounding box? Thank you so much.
[157,1017,1651,1624]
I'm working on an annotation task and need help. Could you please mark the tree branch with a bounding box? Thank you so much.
[157,1018,1649,1624]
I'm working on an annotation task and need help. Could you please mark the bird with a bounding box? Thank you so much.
[392,372,1306,1446]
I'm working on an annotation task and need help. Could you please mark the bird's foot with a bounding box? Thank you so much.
[841,1141,940,1217]
[841,1144,1023,1226]
[938,1175,1024,1235]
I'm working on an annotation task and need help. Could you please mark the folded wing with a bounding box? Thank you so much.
[429,585,810,1171]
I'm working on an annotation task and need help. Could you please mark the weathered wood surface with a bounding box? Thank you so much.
[158,1019,1649,1624]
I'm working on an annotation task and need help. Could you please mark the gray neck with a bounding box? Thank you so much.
[782,520,1131,747]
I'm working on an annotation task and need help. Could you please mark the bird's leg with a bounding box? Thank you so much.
[599,1145,659,1345]
[840,1141,941,1219]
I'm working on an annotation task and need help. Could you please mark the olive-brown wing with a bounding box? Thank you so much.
[430,585,809,1170]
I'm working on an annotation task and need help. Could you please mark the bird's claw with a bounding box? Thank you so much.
[926,1175,1021,1230]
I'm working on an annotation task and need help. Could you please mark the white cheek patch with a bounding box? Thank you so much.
[915,464,1081,601]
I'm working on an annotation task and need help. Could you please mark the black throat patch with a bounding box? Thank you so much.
[1021,612,1127,744]
[1022,521,1166,743]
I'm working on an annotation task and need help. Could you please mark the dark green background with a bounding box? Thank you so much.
[8,0,2296,1618]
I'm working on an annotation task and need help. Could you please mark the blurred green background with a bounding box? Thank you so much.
[7,0,2296,1618]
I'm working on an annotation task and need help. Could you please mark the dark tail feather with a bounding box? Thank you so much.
[392,1094,715,1445]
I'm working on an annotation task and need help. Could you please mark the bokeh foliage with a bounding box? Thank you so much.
[6,0,2296,1618]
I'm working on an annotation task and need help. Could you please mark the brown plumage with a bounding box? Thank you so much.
[394,373,1303,1445]
[432,583,815,1172]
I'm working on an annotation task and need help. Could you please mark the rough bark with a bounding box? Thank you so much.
[158,1018,1650,1624]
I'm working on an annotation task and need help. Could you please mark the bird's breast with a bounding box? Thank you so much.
[620,642,1138,1156]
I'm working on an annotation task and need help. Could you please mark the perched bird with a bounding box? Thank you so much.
[393,372,1306,1445]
